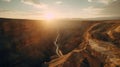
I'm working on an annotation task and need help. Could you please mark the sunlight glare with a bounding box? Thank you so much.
[44,13,55,20]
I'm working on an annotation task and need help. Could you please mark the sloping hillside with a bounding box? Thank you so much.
[49,21,120,67]
[0,18,120,67]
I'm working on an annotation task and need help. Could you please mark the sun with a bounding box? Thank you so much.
[44,13,55,20]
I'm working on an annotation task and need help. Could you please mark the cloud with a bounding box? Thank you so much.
[88,0,117,5]
[2,0,11,2]
[79,6,104,18]
[0,10,43,19]
[86,0,120,18]
[88,0,92,2]
[55,1,63,5]
[21,0,48,9]
[0,9,10,12]
[82,0,120,18]
[101,0,120,17]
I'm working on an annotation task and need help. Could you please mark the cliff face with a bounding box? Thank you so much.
[0,18,120,67]
[49,21,120,67]
[0,19,57,67]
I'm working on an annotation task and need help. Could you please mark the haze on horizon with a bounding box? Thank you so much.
[0,0,120,20]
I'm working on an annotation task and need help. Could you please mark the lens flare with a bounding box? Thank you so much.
[44,13,55,20]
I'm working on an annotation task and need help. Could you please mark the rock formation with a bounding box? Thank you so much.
[0,18,120,67]
[49,21,120,67]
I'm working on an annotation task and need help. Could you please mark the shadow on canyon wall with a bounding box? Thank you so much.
[0,18,120,67]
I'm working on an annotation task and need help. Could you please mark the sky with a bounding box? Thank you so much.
[0,0,120,20]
